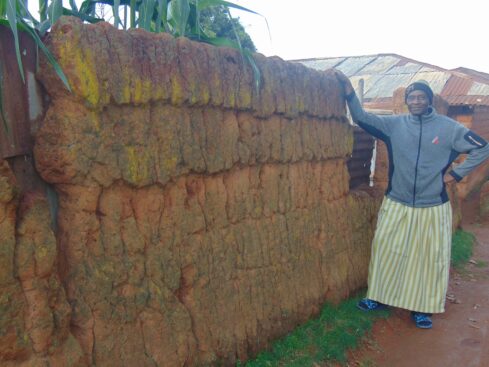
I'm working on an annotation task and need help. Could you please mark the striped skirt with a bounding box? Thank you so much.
[366,197,452,313]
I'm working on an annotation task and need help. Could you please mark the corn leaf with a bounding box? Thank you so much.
[194,0,199,38]
[0,61,9,132]
[6,0,24,82]
[201,34,261,93]
[78,0,97,17]
[39,0,48,21]
[139,0,156,31]
[129,0,136,28]
[113,0,120,27]
[62,7,102,24]
[15,0,40,26]
[69,0,78,12]
[243,49,260,94]
[155,0,168,32]
[225,8,241,50]
[18,19,71,91]
[170,0,190,36]
[47,0,62,26]
[0,0,7,17]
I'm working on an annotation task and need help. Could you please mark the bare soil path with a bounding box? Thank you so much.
[349,221,489,367]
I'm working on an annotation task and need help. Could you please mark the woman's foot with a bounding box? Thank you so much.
[411,312,433,329]
[357,298,386,311]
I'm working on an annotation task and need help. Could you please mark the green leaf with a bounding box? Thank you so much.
[139,0,156,31]
[129,0,136,28]
[38,0,48,21]
[194,0,200,38]
[15,0,40,26]
[78,0,97,17]
[201,35,261,94]
[170,0,190,36]
[0,60,9,133]
[48,0,63,26]
[113,0,120,27]
[244,49,261,94]
[62,7,103,24]
[18,19,71,92]
[155,0,168,32]
[69,0,78,13]
[37,19,50,34]
[198,0,259,15]
[0,0,7,18]
[225,8,241,50]
[6,0,24,82]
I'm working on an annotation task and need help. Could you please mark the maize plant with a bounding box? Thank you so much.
[0,0,265,131]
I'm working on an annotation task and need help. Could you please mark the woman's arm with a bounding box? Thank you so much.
[333,70,393,139]
[448,124,489,181]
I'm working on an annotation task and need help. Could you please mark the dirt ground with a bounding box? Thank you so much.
[348,221,489,367]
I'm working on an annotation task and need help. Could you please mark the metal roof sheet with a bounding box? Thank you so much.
[357,55,399,75]
[349,74,384,97]
[408,71,451,94]
[296,57,344,71]
[468,82,489,95]
[364,74,413,99]
[441,75,473,97]
[452,67,489,83]
[335,56,377,75]
[385,62,423,75]
[295,53,489,105]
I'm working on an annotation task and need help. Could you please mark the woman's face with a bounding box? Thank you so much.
[406,90,430,116]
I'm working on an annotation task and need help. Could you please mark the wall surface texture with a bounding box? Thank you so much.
[0,17,381,366]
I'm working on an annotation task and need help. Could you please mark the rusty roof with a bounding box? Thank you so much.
[294,53,489,106]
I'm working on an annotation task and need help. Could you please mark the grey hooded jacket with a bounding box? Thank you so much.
[346,92,489,208]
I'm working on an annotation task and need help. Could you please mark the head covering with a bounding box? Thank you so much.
[405,80,434,105]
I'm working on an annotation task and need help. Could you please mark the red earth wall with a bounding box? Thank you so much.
[0,17,381,366]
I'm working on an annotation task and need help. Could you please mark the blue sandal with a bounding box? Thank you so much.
[411,312,432,329]
[357,298,386,311]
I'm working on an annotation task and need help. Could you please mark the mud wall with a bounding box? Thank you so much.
[0,17,380,366]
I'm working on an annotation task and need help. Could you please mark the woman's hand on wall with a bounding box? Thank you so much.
[331,69,354,97]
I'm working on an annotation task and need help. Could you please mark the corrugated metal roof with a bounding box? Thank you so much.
[336,56,377,75]
[364,74,413,99]
[358,55,399,74]
[386,62,423,75]
[295,53,489,106]
[452,67,489,83]
[408,71,451,94]
[441,75,472,97]
[294,57,344,71]
[468,82,489,95]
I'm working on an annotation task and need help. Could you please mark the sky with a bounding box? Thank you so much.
[231,0,489,74]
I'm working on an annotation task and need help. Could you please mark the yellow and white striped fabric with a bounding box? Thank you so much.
[366,197,452,313]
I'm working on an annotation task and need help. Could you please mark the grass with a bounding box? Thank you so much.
[238,295,389,367]
[451,229,476,269]
[475,260,488,268]
[240,229,476,367]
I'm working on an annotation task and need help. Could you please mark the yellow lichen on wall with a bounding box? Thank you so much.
[57,37,100,108]
[122,146,152,186]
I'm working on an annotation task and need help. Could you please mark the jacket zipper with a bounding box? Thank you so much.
[412,116,423,206]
